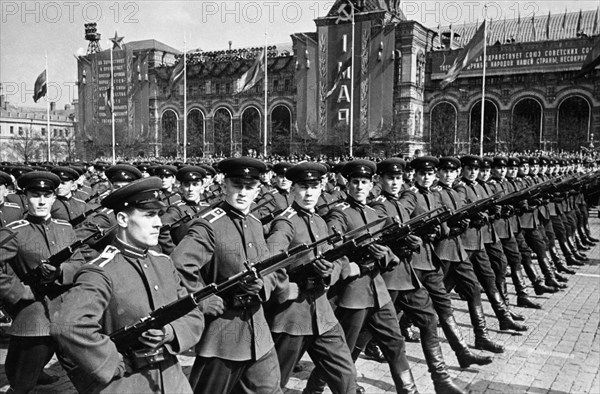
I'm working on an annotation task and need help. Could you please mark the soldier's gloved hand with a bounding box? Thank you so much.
[198,295,225,317]
[368,244,389,261]
[138,324,174,349]
[284,282,300,301]
[39,263,62,282]
[239,277,264,295]
[422,225,441,242]
[313,258,334,277]
[501,205,514,218]
[20,285,35,301]
[448,226,465,237]
[401,234,421,251]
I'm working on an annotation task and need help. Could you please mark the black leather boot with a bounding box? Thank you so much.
[400,314,420,342]
[364,341,386,363]
[533,279,558,295]
[554,272,569,283]
[440,315,493,368]
[470,303,505,353]
[420,326,464,394]
[486,290,528,332]
[575,234,591,251]
[585,225,599,242]
[517,295,541,309]
[550,247,574,274]
[397,370,419,394]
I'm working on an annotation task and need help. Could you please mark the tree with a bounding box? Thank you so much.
[430,103,457,156]
[13,125,42,162]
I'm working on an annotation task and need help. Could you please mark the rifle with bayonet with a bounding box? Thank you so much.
[109,228,347,353]
[69,204,106,227]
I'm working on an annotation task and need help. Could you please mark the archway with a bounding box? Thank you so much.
[241,106,262,156]
[429,102,457,156]
[511,98,542,152]
[187,109,205,158]
[557,96,590,152]
[470,100,498,154]
[213,108,232,157]
[161,109,179,157]
[270,104,292,156]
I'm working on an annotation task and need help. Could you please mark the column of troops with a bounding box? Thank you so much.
[0,152,598,394]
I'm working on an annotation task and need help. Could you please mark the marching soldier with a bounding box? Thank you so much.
[90,162,111,197]
[51,177,204,393]
[0,171,86,393]
[5,166,34,212]
[50,166,87,222]
[0,171,23,226]
[265,162,358,393]
[170,157,283,394]
[256,162,294,222]
[154,165,181,205]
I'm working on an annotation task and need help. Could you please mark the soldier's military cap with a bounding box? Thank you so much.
[94,161,110,171]
[0,171,12,186]
[507,157,521,167]
[176,166,207,182]
[218,157,267,179]
[341,160,377,179]
[11,166,33,179]
[332,162,346,174]
[105,164,143,183]
[518,156,530,164]
[411,156,439,171]
[52,166,79,181]
[460,155,483,168]
[17,171,61,191]
[136,162,152,173]
[482,157,493,169]
[438,157,461,170]
[528,157,540,165]
[286,162,328,183]
[264,163,274,172]
[539,156,550,165]
[199,164,217,177]
[492,156,508,167]
[377,158,407,175]
[273,162,293,176]
[154,165,178,177]
[102,177,165,212]
[72,166,86,176]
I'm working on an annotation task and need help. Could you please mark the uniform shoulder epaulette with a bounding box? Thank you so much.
[487,179,497,185]
[201,207,227,224]
[374,195,387,203]
[431,185,442,192]
[174,200,186,207]
[73,197,86,204]
[278,206,297,219]
[3,202,20,208]
[334,202,351,210]
[148,250,169,259]
[6,219,29,230]
[198,202,210,207]
[248,213,262,223]
[52,218,72,227]
[89,245,120,268]
[410,185,418,192]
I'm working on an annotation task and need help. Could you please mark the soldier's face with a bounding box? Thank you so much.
[518,163,529,176]
[530,164,539,175]
[118,208,162,248]
[259,171,272,183]
[491,166,507,178]
[224,178,260,213]
[415,170,436,188]
[57,180,74,197]
[335,172,347,186]
[478,168,491,182]
[437,168,458,186]
[347,177,373,203]
[160,175,175,190]
[274,174,292,191]
[181,180,204,202]
[507,166,519,178]
[381,174,403,196]
[26,190,56,218]
[462,166,479,182]
[292,181,322,210]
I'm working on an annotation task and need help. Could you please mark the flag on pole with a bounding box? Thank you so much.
[573,35,600,78]
[576,9,582,34]
[236,49,265,93]
[532,12,537,42]
[167,58,185,98]
[325,57,352,99]
[33,70,47,103]
[103,86,112,114]
[517,10,521,42]
[561,8,567,31]
[440,20,486,89]
[546,11,551,40]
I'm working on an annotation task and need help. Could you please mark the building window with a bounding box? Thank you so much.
[18,127,23,136]
[10,126,14,134]
[65,129,70,137]
[53,129,57,137]
[225,83,231,94]
[215,83,221,94]
[284,79,290,92]
[41,127,46,136]
[273,79,279,92]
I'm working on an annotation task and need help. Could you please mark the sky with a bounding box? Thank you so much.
[1,0,599,109]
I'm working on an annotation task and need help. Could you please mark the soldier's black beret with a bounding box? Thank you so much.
[341,160,376,179]
[286,162,327,183]
[438,157,461,170]
[273,162,293,176]
[492,156,508,167]
[154,165,178,177]
[176,166,207,182]
[218,157,267,180]
[51,166,79,181]
[0,171,12,187]
[105,165,143,183]
[411,156,439,171]
[17,171,60,191]
[507,157,521,167]
[377,158,406,175]
[460,155,483,168]
[102,177,165,212]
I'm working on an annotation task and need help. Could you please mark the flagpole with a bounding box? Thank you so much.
[263,32,268,157]
[479,18,487,156]
[349,8,355,157]
[183,34,187,162]
[110,45,116,164]
[45,52,51,162]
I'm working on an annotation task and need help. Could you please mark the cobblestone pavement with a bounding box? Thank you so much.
[1,213,599,394]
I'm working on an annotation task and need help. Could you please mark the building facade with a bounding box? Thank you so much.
[75,1,599,159]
